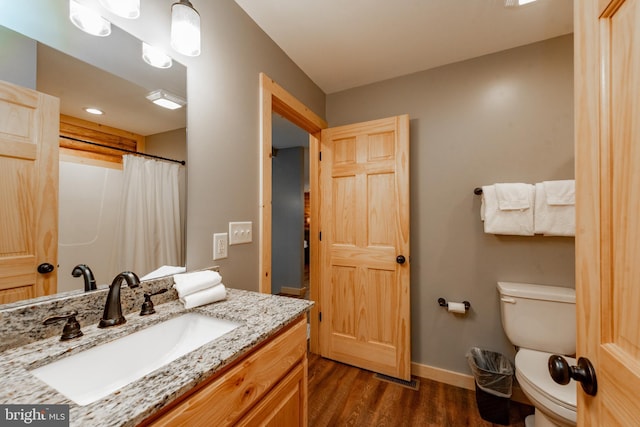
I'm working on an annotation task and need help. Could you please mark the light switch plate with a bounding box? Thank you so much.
[229,221,252,245]
[213,233,228,260]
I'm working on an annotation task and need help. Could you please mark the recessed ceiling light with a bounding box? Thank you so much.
[145,89,186,110]
[84,107,104,115]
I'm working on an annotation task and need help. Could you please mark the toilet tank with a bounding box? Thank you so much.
[497,282,576,355]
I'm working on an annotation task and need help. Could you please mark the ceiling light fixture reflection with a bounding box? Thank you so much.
[69,0,111,37]
[84,107,104,115]
[171,0,201,57]
[145,89,186,110]
[142,43,173,69]
[99,0,140,19]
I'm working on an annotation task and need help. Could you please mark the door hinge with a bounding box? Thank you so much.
[319,151,322,161]
[319,312,322,322]
[319,231,322,241]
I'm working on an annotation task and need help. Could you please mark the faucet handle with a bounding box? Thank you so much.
[43,310,84,341]
[140,288,168,316]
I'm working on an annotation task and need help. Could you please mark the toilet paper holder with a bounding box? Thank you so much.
[438,298,471,312]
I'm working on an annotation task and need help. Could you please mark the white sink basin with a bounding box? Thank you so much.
[31,313,240,406]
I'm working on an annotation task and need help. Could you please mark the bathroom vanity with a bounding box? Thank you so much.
[0,282,312,427]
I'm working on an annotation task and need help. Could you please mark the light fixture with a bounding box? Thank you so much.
[504,0,538,6]
[146,89,186,110]
[142,43,173,69]
[84,107,104,115]
[171,0,201,57]
[69,0,111,37]
[98,0,140,19]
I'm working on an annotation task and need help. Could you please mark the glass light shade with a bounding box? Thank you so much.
[142,43,173,69]
[171,1,201,57]
[99,0,140,19]
[69,0,111,37]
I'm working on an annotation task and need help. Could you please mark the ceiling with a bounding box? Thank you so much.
[37,43,186,136]
[234,0,574,94]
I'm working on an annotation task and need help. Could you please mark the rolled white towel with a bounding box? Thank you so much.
[173,270,222,298]
[180,284,227,309]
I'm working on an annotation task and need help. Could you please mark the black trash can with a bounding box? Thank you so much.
[466,347,514,426]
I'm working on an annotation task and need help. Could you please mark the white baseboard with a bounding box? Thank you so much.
[411,362,531,406]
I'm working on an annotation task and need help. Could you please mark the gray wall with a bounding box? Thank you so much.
[110,0,326,291]
[0,26,36,89]
[272,147,305,295]
[182,1,325,290]
[1,0,325,293]
[326,35,575,374]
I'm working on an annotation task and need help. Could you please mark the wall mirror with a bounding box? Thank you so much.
[0,2,187,306]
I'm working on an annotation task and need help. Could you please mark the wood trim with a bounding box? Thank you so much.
[60,148,123,170]
[410,362,531,406]
[59,114,145,164]
[308,132,321,354]
[258,72,326,301]
[574,0,602,425]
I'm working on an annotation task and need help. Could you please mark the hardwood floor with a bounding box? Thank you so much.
[308,353,534,427]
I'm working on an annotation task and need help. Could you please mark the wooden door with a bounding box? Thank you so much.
[0,80,59,304]
[575,0,640,424]
[319,115,410,381]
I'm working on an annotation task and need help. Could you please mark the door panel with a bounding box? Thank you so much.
[320,115,410,380]
[0,80,59,304]
[576,0,640,424]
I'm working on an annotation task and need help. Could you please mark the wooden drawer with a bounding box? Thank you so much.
[145,317,307,426]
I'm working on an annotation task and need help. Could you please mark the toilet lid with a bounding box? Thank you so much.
[516,349,577,411]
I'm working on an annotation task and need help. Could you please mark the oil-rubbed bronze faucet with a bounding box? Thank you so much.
[98,271,140,328]
[72,264,97,291]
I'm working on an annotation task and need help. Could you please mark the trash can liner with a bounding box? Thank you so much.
[466,347,514,398]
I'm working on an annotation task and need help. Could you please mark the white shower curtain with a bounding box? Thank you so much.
[113,155,182,276]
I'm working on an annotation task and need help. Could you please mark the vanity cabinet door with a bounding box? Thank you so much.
[236,360,307,427]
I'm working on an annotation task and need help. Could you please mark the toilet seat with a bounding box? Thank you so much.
[515,349,577,426]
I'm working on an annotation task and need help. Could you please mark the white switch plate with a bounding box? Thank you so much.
[213,233,228,260]
[229,221,252,245]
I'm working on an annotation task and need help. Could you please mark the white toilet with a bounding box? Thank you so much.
[497,281,577,427]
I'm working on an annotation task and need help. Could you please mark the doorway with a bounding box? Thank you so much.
[258,73,327,353]
[271,113,310,298]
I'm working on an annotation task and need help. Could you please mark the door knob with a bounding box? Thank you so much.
[37,263,55,274]
[396,255,406,264]
[548,354,597,396]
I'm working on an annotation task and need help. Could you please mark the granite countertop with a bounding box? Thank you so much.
[0,289,313,427]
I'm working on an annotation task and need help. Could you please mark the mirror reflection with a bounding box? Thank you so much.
[0,15,187,304]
